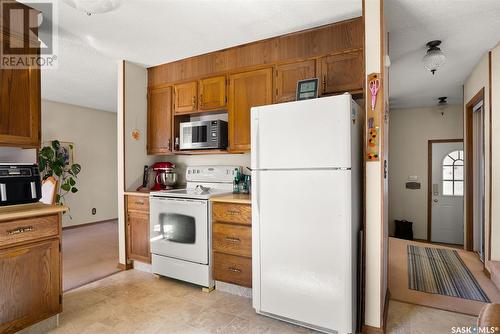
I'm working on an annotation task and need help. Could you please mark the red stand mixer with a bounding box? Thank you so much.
[151,162,177,190]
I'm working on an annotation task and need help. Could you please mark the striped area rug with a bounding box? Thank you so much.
[407,245,490,302]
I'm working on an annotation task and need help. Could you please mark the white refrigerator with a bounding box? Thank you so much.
[251,95,362,334]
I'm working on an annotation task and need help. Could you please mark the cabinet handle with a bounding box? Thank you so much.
[134,201,144,205]
[226,209,240,216]
[168,138,172,151]
[192,96,196,107]
[227,267,242,273]
[322,75,326,93]
[199,94,203,107]
[224,236,241,243]
[7,226,34,235]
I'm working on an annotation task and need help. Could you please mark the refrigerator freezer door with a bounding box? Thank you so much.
[251,95,353,170]
[252,169,353,333]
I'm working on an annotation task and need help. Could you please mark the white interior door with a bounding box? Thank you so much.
[254,169,353,333]
[430,141,464,244]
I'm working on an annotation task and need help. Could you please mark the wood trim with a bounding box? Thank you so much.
[488,52,492,261]
[62,218,117,230]
[484,266,491,279]
[465,88,485,251]
[427,139,464,242]
[116,262,133,270]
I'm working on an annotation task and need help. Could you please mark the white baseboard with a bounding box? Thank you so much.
[133,260,152,273]
[215,281,252,298]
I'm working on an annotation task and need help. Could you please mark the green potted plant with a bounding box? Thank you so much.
[38,140,81,205]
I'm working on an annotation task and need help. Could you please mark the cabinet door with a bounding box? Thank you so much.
[199,76,226,110]
[0,239,61,334]
[275,60,316,103]
[319,50,364,95]
[0,67,40,148]
[228,68,273,152]
[127,211,151,263]
[173,81,197,113]
[147,86,173,154]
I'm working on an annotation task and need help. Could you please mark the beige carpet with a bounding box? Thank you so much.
[389,237,500,316]
[63,220,120,292]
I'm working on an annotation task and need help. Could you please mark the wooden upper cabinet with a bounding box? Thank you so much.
[199,76,226,110]
[275,60,316,103]
[173,81,197,113]
[228,68,273,152]
[148,86,173,154]
[319,50,364,95]
[0,67,41,148]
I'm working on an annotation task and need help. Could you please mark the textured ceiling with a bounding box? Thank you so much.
[26,0,362,112]
[386,0,500,109]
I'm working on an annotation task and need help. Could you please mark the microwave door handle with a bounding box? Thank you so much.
[30,182,37,199]
[0,183,6,202]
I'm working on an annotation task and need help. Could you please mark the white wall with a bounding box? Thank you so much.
[41,100,117,227]
[389,105,463,240]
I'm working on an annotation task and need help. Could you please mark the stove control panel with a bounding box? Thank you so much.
[186,165,241,183]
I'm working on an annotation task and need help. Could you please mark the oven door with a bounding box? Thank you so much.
[150,197,208,264]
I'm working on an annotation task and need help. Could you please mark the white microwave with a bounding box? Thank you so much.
[179,120,228,150]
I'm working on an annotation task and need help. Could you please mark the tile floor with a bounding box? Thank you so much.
[48,270,478,334]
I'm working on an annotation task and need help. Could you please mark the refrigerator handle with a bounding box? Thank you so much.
[251,112,259,169]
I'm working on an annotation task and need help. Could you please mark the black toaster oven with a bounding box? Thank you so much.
[0,164,42,206]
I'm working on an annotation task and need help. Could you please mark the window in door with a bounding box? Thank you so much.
[442,150,464,196]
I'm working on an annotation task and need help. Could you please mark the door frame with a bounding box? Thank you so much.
[427,139,464,242]
[465,88,485,252]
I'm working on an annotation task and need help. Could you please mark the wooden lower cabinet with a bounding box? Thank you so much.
[212,200,252,288]
[0,213,62,334]
[213,252,252,288]
[126,195,151,263]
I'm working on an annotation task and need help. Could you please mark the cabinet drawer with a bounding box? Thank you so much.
[127,195,149,212]
[0,215,59,249]
[213,252,252,288]
[212,203,251,225]
[213,223,251,257]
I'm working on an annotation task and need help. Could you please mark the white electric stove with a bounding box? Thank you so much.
[149,165,241,288]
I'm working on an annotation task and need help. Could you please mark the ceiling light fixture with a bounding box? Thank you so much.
[423,40,446,75]
[63,0,121,16]
[437,96,447,116]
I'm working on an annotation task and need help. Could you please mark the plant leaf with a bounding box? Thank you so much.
[55,194,61,203]
[69,177,76,186]
[71,164,81,175]
[61,183,71,191]
[71,187,78,193]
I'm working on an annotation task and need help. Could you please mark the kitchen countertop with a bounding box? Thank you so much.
[124,188,152,197]
[0,203,68,222]
[210,193,251,205]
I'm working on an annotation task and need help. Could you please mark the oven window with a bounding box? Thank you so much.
[191,125,208,143]
[158,213,196,244]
